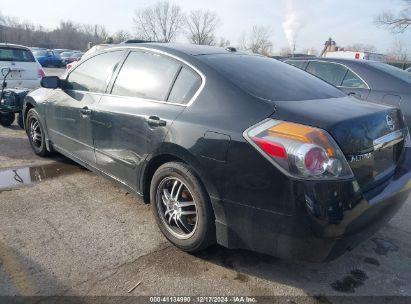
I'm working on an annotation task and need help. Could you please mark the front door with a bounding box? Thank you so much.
[46,50,125,165]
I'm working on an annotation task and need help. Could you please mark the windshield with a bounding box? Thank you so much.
[199,54,345,101]
[0,47,35,62]
[366,61,411,84]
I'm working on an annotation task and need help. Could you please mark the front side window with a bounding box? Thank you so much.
[112,51,181,101]
[341,70,368,89]
[66,51,123,93]
[168,67,202,104]
[306,61,348,86]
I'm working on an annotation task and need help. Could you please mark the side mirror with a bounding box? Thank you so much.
[41,76,60,89]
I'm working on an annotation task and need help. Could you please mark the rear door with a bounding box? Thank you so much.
[46,50,125,165]
[92,49,202,192]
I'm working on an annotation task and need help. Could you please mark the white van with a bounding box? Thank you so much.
[0,43,45,89]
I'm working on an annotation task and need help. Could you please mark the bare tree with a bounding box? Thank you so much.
[239,26,273,55]
[386,37,409,69]
[184,10,219,45]
[376,0,411,33]
[344,43,377,53]
[218,37,230,48]
[113,30,131,43]
[133,0,184,42]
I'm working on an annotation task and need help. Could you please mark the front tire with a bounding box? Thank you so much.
[26,108,50,157]
[0,113,15,127]
[150,162,215,252]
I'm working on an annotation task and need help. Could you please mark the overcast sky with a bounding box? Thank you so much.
[1,0,411,54]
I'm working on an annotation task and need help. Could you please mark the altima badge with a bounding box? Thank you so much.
[386,115,395,131]
[350,153,372,163]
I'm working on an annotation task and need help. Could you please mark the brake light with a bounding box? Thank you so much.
[38,68,45,78]
[244,119,353,179]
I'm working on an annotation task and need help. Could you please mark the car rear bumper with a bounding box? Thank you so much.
[213,148,411,262]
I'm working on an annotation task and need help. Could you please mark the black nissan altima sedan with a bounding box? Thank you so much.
[23,43,411,262]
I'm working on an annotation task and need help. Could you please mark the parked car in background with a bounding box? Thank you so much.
[33,49,63,67]
[0,43,44,89]
[60,51,76,65]
[66,44,110,70]
[53,49,71,55]
[285,58,411,130]
[24,43,411,262]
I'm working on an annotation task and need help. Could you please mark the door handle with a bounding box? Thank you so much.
[80,107,92,116]
[147,116,166,127]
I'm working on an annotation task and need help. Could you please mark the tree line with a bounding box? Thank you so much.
[0,1,272,54]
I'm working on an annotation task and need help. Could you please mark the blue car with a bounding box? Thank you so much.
[33,49,63,67]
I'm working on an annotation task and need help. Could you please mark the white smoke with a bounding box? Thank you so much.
[282,0,303,54]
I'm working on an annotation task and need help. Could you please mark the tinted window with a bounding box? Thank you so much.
[306,61,348,86]
[199,54,344,102]
[168,67,201,104]
[286,60,306,70]
[0,47,35,62]
[67,51,123,93]
[112,51,181,100]
[341,70,368,89]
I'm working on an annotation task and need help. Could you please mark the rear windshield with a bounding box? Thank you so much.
[199,54,345,101]
[0,47,35,62]
[365,61,411,84]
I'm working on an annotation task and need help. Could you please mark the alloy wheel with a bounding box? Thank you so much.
[156,177,198,239]
[29,117,42,148]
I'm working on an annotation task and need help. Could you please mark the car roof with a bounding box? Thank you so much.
[118,42,245,56]
[0,43,31,51]
[285,56,377,67]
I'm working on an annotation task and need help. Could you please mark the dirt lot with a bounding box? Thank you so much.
[1,76,411,300]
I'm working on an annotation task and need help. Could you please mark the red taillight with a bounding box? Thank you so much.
[38,68,45,78]
[245,119,354,179]
[355,53,360,59]
[253,137,287,159]
[304,146,328,175]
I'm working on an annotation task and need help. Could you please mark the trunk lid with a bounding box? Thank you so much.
[272,96,407,190]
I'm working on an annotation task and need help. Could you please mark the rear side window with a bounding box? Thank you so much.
[0,47,35,62]
[67,50,123,93]
[286,60,306,70]
[112,51,181,101]
[199,54,344,102]
[168,67,202,104]
[341,70,368,89]
[306,61,348,86]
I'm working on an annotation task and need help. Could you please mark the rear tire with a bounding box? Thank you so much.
[150,162,215,252]
[0,113,15,127]
[26,108,50,157]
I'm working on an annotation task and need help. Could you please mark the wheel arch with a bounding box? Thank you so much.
[140,143,218,207]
